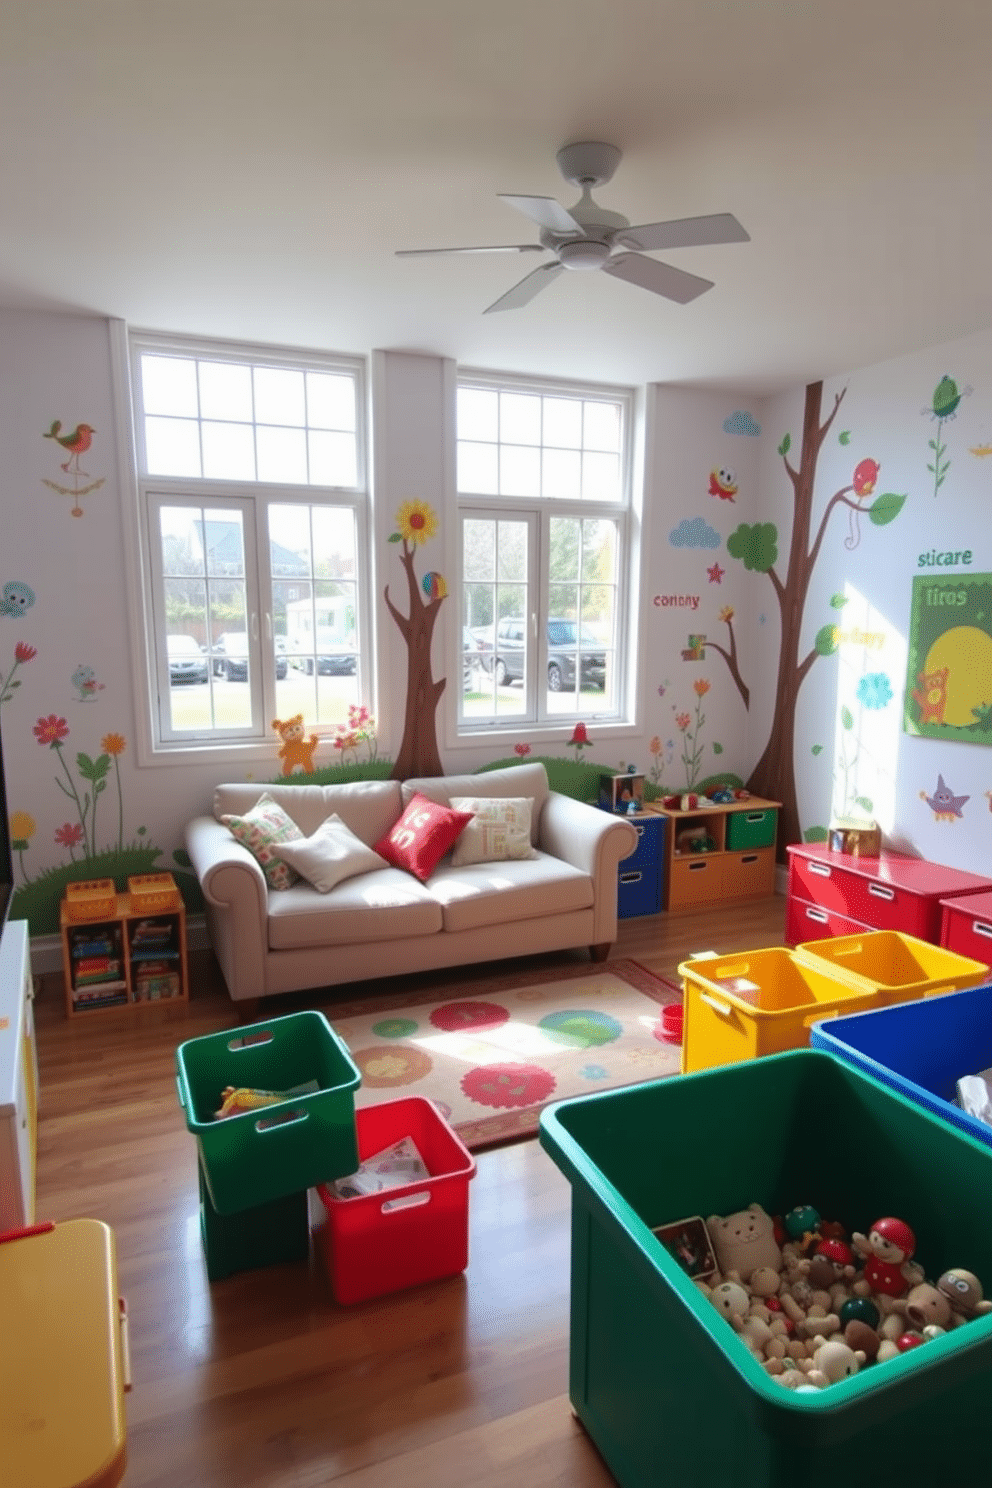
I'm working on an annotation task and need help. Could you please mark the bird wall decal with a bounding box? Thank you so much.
[44,419,96,478]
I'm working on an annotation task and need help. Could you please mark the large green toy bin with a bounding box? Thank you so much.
[539,1051,992,1488]
[176,1011,361,1214]
[794,929,987,1004]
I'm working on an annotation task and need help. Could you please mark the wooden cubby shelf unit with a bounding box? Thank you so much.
[644,796,781,912]
[60,890,189,1017]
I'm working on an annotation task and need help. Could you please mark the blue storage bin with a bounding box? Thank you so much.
[810,983,992,1148]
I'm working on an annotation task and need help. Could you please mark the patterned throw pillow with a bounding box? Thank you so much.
[221,792,304,891]
[373,792,474,882]
[448,796,537,866]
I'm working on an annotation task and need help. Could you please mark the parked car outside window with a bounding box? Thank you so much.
[211,632,287,681]
[489,618,606,691]
[167,635,209,685]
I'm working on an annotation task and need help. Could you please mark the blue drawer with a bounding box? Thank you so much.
[618,864,662,918]
[624,813,664,870]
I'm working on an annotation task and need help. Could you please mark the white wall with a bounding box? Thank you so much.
[758,329,992,874]
[6,303,991,947]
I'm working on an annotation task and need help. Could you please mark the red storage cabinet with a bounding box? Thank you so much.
[939,890,992,970]
[785,845,992,947]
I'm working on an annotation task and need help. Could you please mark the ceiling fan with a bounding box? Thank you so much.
[395,142,749,314]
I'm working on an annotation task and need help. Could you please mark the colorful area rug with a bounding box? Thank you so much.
[323,958,682,1150]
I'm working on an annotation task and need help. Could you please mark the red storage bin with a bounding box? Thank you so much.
[311,1096,476,1305]
[940,890,992,969]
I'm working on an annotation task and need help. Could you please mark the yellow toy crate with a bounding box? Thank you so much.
[128,873,182,913]
[794,929,988,1004]
[65,878,117,922]
[678,945,874,1073]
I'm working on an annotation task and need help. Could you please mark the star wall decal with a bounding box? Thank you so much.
[707,562,725,583]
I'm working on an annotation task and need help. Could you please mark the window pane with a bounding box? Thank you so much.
[497,520,527,581]
[145,416,201,476]
[582,450,621,502]
[202,421,256,480]
[583,400,621,451]
[500,444,540,497]
[543,397,582,448]
[142,355,198,416]
[463,519,494,582]
[457,387,498,441]
[458,441,498,495]
[160,507,205,577]
[542,448,581,500]
[583,520,617,583]
[307,372,355,431]
[203,511,246,579]
[254,366,306,426]
[550,517,580,582]
[308,429,357,487]
[500,392,540,444]
[312,506,356,576]
[256,425,308,484]
[199,361,253,422]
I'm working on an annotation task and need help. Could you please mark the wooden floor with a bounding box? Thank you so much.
[32,893,787,1488]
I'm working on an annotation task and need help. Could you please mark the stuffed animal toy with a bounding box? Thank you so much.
[706,1204,782,1283]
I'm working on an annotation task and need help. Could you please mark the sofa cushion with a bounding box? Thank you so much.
[271,813,388,893]
[402,761,549,845]
[220,792,304,891]
[449,796,537,866]
[266,868,443,950]
[213,779,403,846]
[374,793,474,881]
[424,851,593,934]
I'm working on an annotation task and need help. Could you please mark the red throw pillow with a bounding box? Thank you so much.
[374,793,474,881]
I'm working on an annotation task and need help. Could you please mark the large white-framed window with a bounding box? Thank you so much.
[128,332,369,755]
[456,372,632,731]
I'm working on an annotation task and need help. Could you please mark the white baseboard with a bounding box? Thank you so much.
[27,914,211,977]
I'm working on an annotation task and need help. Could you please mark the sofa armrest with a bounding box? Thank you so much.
[539,793,638,947]
[185,815,269,1001]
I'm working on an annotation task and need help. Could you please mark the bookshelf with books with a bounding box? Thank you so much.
[60,876,189,1017]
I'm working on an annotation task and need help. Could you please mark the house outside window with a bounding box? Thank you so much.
[457,373,631,731]
[128,333,369,755]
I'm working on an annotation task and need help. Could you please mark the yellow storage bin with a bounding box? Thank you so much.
[678,946,873,1073]
[128,872,181,913]
[794,929,988,1004]
[65,878,117,921]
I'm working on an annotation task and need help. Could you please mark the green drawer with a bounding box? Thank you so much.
[726,807,777,850]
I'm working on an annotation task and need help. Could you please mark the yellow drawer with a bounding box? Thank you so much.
[722,846,776,900]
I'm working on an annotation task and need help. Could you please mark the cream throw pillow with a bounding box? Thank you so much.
[449,796,537,866]
[272,813,388,893]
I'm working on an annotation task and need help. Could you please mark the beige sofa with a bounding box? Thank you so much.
[185,762,638,1004]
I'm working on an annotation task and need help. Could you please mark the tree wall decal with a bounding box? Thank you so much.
[721,380,905,851]
[384,500,447,780]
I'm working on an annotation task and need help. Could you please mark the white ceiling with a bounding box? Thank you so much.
[3,0,991,396]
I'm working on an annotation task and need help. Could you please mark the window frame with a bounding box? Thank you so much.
[125,329,371,763]
[455,369,634,737]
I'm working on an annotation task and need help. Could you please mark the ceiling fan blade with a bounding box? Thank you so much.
[618,213,750,252]
[484,262,565,314]
[498,194,584,235]
[603,252,713,304]
[396,243,545,257]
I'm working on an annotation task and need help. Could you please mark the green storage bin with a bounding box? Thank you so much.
[726,806,777,850]
[176,1010,361,1214]
[539,1050,992,1488]
[198,1158,310,1282]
